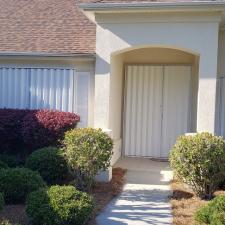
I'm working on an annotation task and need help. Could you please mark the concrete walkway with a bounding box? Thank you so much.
[96,157,173,225]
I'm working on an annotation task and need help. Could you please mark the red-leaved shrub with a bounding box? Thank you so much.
[0,109,28,154]
[0,109,80,155]
[21,110,80,151]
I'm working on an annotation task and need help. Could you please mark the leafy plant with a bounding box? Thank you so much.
[170,133,225,199]
[25,147,68,184]
[63,128,113,191]
[0,168,46,203]
[195,195,225,224]
[26,185,94,225]
[0,160,8,170]
[0,109,28,154]
[0,109,79,156]
[21,109,79,151]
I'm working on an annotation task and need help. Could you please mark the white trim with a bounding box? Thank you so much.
[95,12,222,24]
[0,64,76,70]
[80,1,225,12]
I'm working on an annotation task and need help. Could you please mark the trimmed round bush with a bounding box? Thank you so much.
[26,185,94,225]
[170,133,225,199]
[25,147,68,185]
[195,195,225,224]
[0,192,4,211]
[0,168,46,203]
[63,128,113,191]
[0,160,8,170]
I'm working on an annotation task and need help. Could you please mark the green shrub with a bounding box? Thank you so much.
[170,133,225,199]
[0,160,8,170]
[0,192,4,211]
[25,147,68,185]
[0,168,46,203]
[63,128,113,191]
[26,185,94,225]
[195,195,225,224]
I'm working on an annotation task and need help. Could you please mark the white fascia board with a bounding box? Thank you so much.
[80,1,225,21]
[0,52,96,61]
[79,0,225,23]
[80,1,225,12]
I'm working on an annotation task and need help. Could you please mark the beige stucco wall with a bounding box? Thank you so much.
[95,12,220,136]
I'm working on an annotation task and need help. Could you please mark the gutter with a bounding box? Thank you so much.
[0,52,96,61]
[80,1,225,12]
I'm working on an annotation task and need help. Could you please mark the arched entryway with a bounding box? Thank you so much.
[109,46,199,160]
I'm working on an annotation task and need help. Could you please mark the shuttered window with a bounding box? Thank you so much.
[0,67,90,127]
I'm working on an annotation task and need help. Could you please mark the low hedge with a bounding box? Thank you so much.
[0,109,80,155]
[0,168,46,204]
[195,195,225,224]
[26,185,94,225]
[0,160,8,170]
[25,147,68,185]
[0,192,4,211]
[0,109,28,154]
[22,109,80,151]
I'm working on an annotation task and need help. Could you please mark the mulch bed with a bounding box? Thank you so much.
[170,180,225,225]
[0,167,127,225]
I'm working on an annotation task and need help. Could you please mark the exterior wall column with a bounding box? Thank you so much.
[197,44,219,133]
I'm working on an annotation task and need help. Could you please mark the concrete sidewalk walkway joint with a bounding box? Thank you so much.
[96,157,173,225]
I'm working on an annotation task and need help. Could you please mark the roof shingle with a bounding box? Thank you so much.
[0,0,96,54]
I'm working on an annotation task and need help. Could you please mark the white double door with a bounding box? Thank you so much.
[124,65,191,158]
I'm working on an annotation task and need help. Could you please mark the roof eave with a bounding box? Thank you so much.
[80,1,225,12]
[0,52,96,61]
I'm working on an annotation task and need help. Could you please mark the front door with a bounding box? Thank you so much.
[123,65,191,159]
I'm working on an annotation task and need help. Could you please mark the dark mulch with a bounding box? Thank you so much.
[0,167,127,225]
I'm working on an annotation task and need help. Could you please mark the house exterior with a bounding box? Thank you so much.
[1,0,225,180]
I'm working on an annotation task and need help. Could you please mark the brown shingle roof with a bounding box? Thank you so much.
[0,0,96,55]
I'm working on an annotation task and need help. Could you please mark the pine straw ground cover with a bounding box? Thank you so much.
[0,168,127,225]
[170,180,225,225]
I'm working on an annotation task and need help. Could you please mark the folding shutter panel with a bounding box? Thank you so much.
[75,72,90,127]
[161,66,191,157]
[124,65,163,157]
[0,67,91,127]
[30,68,75,112]
[0,67,29,109]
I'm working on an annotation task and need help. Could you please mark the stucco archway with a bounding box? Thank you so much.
[109,46,199,162]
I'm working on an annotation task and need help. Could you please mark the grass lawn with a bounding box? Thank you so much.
[0,168,126,225]
[170,180,225,225]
